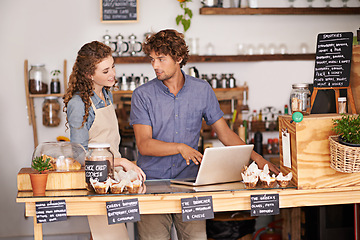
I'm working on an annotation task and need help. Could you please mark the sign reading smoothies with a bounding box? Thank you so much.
[313,32,353,88]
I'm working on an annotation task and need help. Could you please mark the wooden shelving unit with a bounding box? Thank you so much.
[199,7,360,15]
[114,53,315,64]
[24,59,67,147]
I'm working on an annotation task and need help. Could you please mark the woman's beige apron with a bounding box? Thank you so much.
[87,99,129,240]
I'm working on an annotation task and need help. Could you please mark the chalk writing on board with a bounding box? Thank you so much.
[313,32,353,88]
[101,0,138,22]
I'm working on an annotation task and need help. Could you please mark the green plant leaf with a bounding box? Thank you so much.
[181,19,191,32]
[176,15,183,25]
[185,8,193,19]
[32,156,52,174]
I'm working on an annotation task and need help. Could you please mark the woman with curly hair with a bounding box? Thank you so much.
[64,41,145,240]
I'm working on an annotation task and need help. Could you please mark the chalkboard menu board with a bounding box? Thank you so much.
[313,32,353,88]
[250,194,279,217]
[106,199,140,225]
[181,196,214,222]
[101,0,138,22]
[36,200,67,223]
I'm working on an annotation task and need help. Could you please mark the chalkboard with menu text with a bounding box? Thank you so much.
[101,0,138,23]
[313,32,353,88]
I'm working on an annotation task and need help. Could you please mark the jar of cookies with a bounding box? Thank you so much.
[29,64,48,94]
[42,97,60,127]
[85,143,114,192]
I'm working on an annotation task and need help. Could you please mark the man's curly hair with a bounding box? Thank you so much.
[142,29,189,68]
[63,41,112,129]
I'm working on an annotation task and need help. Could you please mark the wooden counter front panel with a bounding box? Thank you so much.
[279,114,360,189]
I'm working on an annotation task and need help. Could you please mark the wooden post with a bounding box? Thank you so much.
[33,217,43,240]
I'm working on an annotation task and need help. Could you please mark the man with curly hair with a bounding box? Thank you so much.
[130,29,279,239]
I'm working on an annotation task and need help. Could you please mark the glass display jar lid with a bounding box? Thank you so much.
[88,143,111,149]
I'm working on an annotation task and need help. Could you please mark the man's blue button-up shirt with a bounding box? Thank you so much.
[130,71,223,180]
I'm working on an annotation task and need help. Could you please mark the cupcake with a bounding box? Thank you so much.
[259,171,276,188]
[90,178,111,194]
[276,172,293,188]
[242,173,259,189]
[110,179,127,194]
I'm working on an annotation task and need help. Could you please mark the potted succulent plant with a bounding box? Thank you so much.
[29,155,52,196]
[332,114,360,147]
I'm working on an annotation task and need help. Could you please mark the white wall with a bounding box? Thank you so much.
[0,0,359,237]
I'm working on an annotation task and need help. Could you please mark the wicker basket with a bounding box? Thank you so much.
[329,135,360,173]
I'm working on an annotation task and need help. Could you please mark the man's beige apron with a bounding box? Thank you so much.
[87,99,129,240]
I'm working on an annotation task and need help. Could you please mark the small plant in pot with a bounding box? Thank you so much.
[332,114,360,147]
[30,156,52,196]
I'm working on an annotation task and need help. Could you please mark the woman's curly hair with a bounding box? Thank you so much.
[63,41,112,129]
[142,29,189,67]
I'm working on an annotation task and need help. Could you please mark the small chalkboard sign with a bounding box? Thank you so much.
[85,160,109,183]
[250,194,279,217]
[313,32,353,88]
[36,200,67,223]
[181,196,214,222]
[106,199,140,225]
[101,0,138,23]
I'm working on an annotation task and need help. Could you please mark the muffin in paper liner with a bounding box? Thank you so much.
[110,179,128,194]
[241,173,259,189]
[90,178,111,194]
[276,172,292,188]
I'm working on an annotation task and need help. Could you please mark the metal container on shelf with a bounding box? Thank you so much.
[290,83,311,115]
[42,96,60,127]
[29,64,48,94]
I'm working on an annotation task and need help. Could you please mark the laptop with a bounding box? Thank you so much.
[170,144,254,186]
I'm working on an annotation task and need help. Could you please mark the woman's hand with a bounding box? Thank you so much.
[177,143,203,165]
[115,158,146,181]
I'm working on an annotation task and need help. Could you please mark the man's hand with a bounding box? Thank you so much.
[177,143,203,165]
[254,157,280,175]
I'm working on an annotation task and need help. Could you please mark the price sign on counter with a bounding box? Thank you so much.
[106,198,140,225]
[313,32,353,88]
[35,200,67,223]
[181,196,214,222]
[250,194,279,217]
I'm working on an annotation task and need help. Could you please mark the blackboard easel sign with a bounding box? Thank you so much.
[310,32,357,114]
[101,0,138,23]
[313,32,353,88]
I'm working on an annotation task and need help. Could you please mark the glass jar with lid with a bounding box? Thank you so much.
[85,143,114,191]
[290,83,311,115]
[42,97,60,127]
[29,64,48,94]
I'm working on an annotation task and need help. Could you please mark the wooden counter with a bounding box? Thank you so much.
[16,180,360,240]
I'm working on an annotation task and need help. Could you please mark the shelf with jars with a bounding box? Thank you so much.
[24,60,68,147]
[199,7,360,15]
[113,53,315,64]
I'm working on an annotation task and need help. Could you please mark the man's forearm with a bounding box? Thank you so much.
[137,138,183,157]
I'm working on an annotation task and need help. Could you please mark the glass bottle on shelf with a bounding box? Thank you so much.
[210,74,218,89]
[42,97,60,127]
[50,70,61,94]
[220,74,227,88]
[228,74,236,88]
[29,64,48,94]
